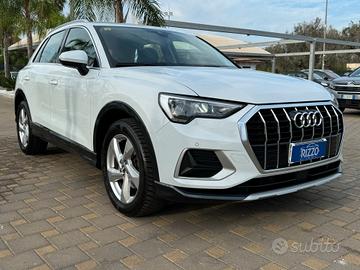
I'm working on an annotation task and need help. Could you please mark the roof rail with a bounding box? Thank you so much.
[49,19,90,33]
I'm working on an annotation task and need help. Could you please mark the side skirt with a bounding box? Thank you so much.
[31,123,98,167]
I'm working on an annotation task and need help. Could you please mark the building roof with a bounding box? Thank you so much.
[198,34,272,58]
[9,34,41,51]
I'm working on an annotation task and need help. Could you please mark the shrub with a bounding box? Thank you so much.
[0,72,15,90]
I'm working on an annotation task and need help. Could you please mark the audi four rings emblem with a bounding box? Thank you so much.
[291,110,322,128]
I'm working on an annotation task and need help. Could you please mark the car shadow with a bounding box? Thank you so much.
[45,145,68,155]
[158,191,318,218]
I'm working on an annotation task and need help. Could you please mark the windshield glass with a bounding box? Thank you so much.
[324,70,340,79]
[95,26,236,68]
[350,68,360,77]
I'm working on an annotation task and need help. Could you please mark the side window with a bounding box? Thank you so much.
[39,31,65,63]
[62,28,99,67]
[33,40,47,62]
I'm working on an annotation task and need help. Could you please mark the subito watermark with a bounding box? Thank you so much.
[272,237,340,255]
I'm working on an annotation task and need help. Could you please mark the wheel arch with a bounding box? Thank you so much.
[14,89,28,118]
[93,101,157,170]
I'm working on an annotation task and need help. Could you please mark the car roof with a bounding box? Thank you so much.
[50,20,180,35]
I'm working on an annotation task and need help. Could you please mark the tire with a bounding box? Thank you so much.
[101,118,163,216]
[16,101,48,155]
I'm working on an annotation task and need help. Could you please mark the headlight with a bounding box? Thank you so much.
[330,93,339,108]
[329,82,335,90]
[159,93,245,124]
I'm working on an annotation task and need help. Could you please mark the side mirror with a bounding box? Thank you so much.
[323,76,329,81]
[59,50,89,75]
[343,72,350,76]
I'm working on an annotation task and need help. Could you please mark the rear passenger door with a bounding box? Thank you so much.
[27,30,66,128]
[51,27,99,149]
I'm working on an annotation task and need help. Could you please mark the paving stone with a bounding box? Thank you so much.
[88,226,128,245]
[326,208,360,223]
[87,242,132,263]
[222,248,270,270]
[314,223,354,241]
[15,221,54,236]
[301,257,330,270]
[121,254,144,269]
[134,256,181,270]
[345,220,360,233]
[178,252,228,270]
[88,214,126,229]
[75,259,97,270]
[170,234,212,254]
[0,251,44,270]
[53,217,91,233]
[44,246,89,269]
[21,208,58,222]
[58,206,92,219]
[131,237,172,259]
[125,223,163,241]
[0,211,22,224]
[93,261,128,270]
[8,234,49,254]
[0,201,27,213]
[27,198,60,210]
[162,220,202,238]
[0,249,12,259]
[49,230,90,249]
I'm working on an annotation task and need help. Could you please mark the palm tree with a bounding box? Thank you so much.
[21,0,66,58]
[69,0,165,26]
[0,0,21,78]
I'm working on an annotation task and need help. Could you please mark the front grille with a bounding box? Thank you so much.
[246,104,343,170]
[334,85,360,92]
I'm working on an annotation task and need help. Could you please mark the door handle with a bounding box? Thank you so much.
[49,79,58,86]
[24,76,30,81]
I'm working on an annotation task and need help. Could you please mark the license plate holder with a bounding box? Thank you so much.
[289,139,327,164]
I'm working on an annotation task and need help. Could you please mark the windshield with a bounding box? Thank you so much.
[324,70,340,79]
[350,68,360,77]
[95,26,236,68]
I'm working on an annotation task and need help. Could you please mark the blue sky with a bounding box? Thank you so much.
[64,0,360,42]
[158,0,359,32]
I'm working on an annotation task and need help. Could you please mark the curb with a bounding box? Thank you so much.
[0,89,15,99]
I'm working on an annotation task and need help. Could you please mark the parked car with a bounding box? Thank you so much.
[287,71,330,87]
[301,69,340,81]
[15,21,344,216]
[329,67,360,111]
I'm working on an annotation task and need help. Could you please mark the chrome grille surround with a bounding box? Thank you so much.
[238,102,344,174]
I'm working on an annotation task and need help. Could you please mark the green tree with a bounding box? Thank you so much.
[69,0,165,26]
[0,0,21,78]
[265,17,351,74]
[21,0,67,58]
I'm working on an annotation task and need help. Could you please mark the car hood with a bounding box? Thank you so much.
[332,76,360,85]
[114,66,333,104]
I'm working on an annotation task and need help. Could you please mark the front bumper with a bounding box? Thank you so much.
[155,160,341,202]
[334,92,360,109]
[152,102,343,199]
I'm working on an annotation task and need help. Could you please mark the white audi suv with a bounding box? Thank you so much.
[15,21,344,216]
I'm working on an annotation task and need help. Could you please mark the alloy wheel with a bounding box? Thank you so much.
[106,134,140,204]
[18,108,29,148]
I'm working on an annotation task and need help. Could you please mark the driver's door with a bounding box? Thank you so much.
[51,27,100,149]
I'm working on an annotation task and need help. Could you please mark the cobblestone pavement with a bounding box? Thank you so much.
[1,95,360,270]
